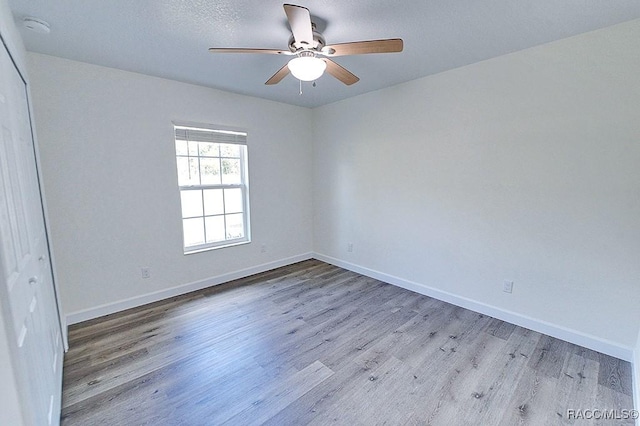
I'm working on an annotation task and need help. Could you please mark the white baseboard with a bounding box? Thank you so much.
[66,253,313,325]
[313,252,634,362]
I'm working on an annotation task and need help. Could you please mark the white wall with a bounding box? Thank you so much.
[313,19,640,355]
[27,53,314,319]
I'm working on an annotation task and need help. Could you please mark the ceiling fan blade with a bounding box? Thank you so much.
[284,4,314,49]
[209,48,292,55]
[323,59,359,85]
[322,39,403,56]
[265,63,290,85]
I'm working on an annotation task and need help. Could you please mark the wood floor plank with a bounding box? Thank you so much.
[528,334,570,379]
[291,305,418,372]
[485,317,517,340]
[497,367,560,426]
[316,304,419,371]
[413,332,509,425]
[221,360,334,426]
[310,355,418,426]
[465,331,544,425]
[594,385,635,425]
[261,360,370,425]
[60,260,635,425]
[598,353,634,396]
[64,306,307,407]
[549,352,599,425]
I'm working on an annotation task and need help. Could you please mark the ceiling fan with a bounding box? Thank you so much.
[208,4,403,86]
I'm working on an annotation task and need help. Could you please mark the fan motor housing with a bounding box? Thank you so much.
[288,26,326,52]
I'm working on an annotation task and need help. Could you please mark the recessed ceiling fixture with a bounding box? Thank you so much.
[23,17,50,34]
[208,3,403,87]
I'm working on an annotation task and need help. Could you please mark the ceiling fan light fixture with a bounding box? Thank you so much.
[288,54,326,82]
[210,4,403,87]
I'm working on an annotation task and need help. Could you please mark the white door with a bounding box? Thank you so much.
[0,39,64,425]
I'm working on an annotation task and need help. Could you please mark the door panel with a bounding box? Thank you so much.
[0,38,63,425]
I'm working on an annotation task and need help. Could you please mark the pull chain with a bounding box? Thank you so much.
[298,80,317,95]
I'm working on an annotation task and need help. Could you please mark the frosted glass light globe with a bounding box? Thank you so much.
[288,56,326,81]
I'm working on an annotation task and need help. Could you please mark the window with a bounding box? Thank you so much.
[174,124,250,253]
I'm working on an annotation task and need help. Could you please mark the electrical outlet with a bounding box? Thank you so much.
[261,244,267,253]
[503,280,513,294]
[347,243,353,253]
[141,267,151,279]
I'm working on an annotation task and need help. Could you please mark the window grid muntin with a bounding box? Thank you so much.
[178,187,246,240]
[175,128,249,253]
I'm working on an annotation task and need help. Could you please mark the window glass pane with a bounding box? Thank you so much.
[180,190,203,218]
[220,143,240,158]
[221,159,241,184]
[175,125,249,252]
[203,189,224,216]
[225,213,244,239]
[199,142,219,157]
[224,188,243,214]
[200,158,221,185]
[183,218,205,247]
[188,141,198,155]
[205,216,225,243]
[175,140,188,155]
[176,157,200,186]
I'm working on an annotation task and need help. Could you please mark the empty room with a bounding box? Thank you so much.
[1,0,639,424]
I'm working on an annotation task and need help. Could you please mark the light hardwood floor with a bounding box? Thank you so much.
[61,260,634,425]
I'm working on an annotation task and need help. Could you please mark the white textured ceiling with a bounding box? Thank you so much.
[8,0,640,108]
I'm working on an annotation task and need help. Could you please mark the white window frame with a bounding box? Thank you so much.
[173,122,250,254]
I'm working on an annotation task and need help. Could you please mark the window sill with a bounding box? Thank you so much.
[184,240,251,255]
